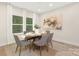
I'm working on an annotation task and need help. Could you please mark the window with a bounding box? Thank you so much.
[12,15,23,33]
[26,17,33,32]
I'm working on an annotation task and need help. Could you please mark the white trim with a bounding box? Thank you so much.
[54,39,79,47]
[12,24,23,25]
[26,24,32,25]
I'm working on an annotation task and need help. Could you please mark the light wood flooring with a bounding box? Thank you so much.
[0,40,79,56]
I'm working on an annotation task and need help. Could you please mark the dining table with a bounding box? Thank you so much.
[25,33,42,42]
[15,31,46,41]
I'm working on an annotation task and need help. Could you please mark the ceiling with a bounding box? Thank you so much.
[9,2,73,14]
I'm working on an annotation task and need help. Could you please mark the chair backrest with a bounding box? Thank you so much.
[14,35,21,46]
[48,33,54,43]
[40,34,49,44]
[46,30,50,34]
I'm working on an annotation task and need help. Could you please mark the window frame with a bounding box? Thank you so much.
[12,15,23,33]
[26,17,33,32]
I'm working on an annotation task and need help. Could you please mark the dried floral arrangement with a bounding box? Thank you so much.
[43,16,57,28]
[43,16,62,30]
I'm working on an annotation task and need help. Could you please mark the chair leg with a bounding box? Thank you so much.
[46,46,48,52]
[39,46,42,56]
[15,45,18,53]
[19,46,21,56]
[50,41,53,48]
[29,45,32,52]
[25,46,27,49]
[33,44,35,51]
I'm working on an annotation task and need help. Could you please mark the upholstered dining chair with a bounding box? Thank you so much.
[14,35,31,56]
[46,31,54,48]
[34,34,49,56]
[47,33,54,48]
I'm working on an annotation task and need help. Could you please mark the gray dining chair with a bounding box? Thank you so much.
[46,31,54,48]
[34,34,49,56]
[47,33,54,48]
[14,35,31,56]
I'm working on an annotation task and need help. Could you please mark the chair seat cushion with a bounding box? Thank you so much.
[20,40,31,46]
[34,41,46,46]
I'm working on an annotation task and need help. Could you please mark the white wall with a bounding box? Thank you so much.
[40,3,79,46]
[0,3,40,46]
[0,3,8,46]
[33,13,41,30]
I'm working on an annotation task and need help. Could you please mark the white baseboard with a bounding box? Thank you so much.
[0,41,15,47]
[0,43,8,47]
[54,39,79,47]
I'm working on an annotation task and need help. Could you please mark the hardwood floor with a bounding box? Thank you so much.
[0,40,79,56]
[0,47,6,56]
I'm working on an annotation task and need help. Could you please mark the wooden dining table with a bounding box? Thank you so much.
[16,32,44,41]
[25,34,42,42]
